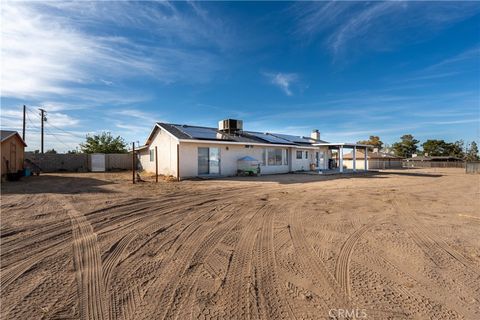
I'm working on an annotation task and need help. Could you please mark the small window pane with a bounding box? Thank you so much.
[150,149,154,162]
[296,151,302,159]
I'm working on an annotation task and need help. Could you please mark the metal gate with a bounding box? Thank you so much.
[90,154,106,172]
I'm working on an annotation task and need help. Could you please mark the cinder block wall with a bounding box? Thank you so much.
[25,153,132,172]
[25,153,89,172]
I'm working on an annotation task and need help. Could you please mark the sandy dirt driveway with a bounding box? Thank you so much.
[1,169,479,319]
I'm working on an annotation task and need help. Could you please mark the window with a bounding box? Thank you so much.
[296,151,303,159]
[267,148,284,166]
[150,149,154,162]
[305,151,309,159]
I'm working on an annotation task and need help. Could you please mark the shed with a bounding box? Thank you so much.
[1,130,27,177]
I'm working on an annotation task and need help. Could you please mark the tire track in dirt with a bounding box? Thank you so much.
[102,231,139,289]
[131,203,233,319]
[62,197,109,320]
[0,243,61,290]
[394,195,480,274]
[202,204,267,319]
[392,195,480,311]
[334,223,376,298]
[252,203,296,319]
[360,239,478,319]
[409,223,479,274]
[286,198,350,314]
[161,205,254,319]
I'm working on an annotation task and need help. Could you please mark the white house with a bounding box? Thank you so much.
[137,119,370,179]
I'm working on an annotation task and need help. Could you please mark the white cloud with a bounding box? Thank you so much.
[0,2,224,101]
[293,2,480,61]
[263,72,299,96]
[112,108,160,122]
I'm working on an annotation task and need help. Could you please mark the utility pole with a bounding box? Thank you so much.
[39,108,47,153]
[132,142,136,184]
[22,105,26,141]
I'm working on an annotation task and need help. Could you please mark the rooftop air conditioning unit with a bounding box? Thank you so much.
[218,119,243,133]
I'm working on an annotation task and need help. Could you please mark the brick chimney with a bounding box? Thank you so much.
[311,129,320,141]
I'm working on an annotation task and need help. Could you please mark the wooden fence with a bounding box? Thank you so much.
[402,161,466,168]
[466,162,480,174]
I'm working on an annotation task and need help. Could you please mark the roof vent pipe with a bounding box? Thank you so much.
[311,129,320,141]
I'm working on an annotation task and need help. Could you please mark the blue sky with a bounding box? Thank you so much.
[1,1,479,152]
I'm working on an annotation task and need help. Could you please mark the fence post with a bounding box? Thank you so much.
[155,146,158,183]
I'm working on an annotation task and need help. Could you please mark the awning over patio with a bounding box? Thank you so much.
[312,142,373,173]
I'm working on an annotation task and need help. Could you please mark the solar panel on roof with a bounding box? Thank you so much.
[175,125,234,141]
[246,132,293,144]
[268,133,313,144]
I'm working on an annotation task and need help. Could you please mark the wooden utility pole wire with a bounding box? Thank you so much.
[39,108,46,153]
[22,105,26,141]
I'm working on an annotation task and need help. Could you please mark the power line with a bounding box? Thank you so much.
[43,126,73,151]
[25,106,86,140]
[27,109,66,146]
[45,121,86,139]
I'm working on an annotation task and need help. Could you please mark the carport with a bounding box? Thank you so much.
[313,142,372,173]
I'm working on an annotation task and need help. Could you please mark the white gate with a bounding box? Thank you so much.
[91,154,106,172]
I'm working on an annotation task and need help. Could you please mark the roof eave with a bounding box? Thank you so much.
[1,132,27,147]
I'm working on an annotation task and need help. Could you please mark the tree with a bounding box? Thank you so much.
[447,140,464,158]
[45,149,57,154]
[80,132,127,154]
[422,139,448,156]
[422,139,464,158]
[357,136,383,150]
[466,141,479,161]
[392,134,419,158]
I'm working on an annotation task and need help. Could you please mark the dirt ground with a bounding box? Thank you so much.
[1,168,479,320]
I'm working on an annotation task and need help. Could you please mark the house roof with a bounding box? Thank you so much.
[0,130,27,146]
[343,150,403,160]
[405,155,463,161]
[146,122,329,148]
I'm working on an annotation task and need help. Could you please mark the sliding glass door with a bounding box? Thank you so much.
[198,147,220,175]
[198,147,209,174]
[209,147,220,174]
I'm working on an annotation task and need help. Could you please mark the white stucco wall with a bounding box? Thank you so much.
[291,148,313,171]
[138,128,178,176]
[179,142,291,178]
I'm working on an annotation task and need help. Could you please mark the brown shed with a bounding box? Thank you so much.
[1,130,27,176]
